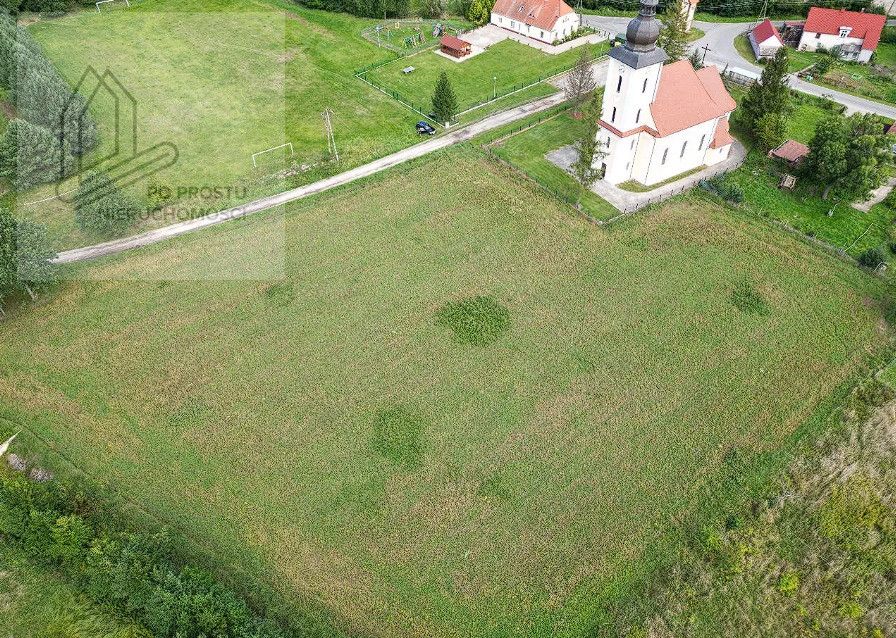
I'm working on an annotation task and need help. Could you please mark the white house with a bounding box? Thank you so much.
[748,18,784,59]
[797,7,887,63]
[490,0,581,44]
[597,0,736,187]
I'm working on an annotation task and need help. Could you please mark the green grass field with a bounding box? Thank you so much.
[814,44,896,106]
[0,147,889,637]
[366,39,608,115]
[0,541,146,638]
[19,0,420,250]
[488,110,617,221]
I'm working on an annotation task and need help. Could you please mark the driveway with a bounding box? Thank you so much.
[582,14,896,119]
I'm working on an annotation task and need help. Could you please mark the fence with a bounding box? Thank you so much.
[360,19,468,54]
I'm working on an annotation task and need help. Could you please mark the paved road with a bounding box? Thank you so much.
[54,91,574,264]
[581,15,896,119]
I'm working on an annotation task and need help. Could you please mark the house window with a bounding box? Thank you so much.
[662,148,668,164]
[636,109,641,123]
[642,78,648,93]
[540,30,544,38]
[616,76,622,92]
[838,27,850,38]
[699,134,706,150]
[815,32,821,39]
[611,107,616,123]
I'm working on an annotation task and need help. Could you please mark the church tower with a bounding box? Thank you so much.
[598,0,668,185]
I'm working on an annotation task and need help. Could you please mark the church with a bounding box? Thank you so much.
[597,0,736,187]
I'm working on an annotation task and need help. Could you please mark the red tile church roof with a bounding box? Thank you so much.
[491,0,574,32]
[804,7,886,52]
[649,61,736,138]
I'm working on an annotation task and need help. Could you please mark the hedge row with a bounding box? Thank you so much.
[0,11,97,190]
[0,467,292,638]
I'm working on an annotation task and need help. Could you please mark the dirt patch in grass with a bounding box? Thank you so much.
[435,295,510,346]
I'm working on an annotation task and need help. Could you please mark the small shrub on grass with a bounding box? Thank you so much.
[435,295,510,345]
[730,281,769,316]
[701,175,744,204]
[884,189,896,211]
[857,247,886,269]
[371,406,424,470]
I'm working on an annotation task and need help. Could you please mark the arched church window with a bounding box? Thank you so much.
[636,109,641,123]
[662,148,668,164]
[617,76,622,92]
[680,141,687,157]
[611,107,616,123]
[699,134,706,150]
[642,78,648,93]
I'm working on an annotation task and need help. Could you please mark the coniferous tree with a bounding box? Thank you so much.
[0,206,15,317]
[741,47,792,143]
[0,119,73,190]
[431,71,458,124]
[13,219,56,300]
[658,1,688,61]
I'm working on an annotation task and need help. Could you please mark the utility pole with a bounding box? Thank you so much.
[757,0,769,24]
[323,108,338,163]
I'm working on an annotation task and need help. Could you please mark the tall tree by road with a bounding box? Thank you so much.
[432,71,458,124]
[564,48,597,116]
[741,47,792,150]
[658,1,688,61]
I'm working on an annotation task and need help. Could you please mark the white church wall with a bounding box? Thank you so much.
[638,119,718,186]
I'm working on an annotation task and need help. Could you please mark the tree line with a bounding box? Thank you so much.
[0,464,305,638]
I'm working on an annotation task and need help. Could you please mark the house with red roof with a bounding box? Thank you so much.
[797,7,886,63]
[490,0,580,44]
[748,19,784,59]
[597,0,736,187]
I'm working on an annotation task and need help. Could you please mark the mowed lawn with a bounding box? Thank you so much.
[22,0,418,249]
[0,150,889,637]
[366,39,608,113]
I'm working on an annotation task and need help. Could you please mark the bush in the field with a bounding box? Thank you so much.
[858,246,886,269]
[0,468,291,638]
[435,295,510,345]
[74,170,142,236]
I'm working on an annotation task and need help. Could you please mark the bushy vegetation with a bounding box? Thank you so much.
[0,11,96,191]
[0,464,291,638]
[0,206,56,315]
[74,170,142,236]
[701,174,744,203]
[435,294,510,345]
[603,377,896,637]
[295,0,413,19]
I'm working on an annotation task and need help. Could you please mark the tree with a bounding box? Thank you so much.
[740,47,792,141]
[431,71,458,124]
[465,0,489,25]
[564,48,596,115]
[13,219,56,300]
[658,0,688,62]
[570,95,605,205]
[0,206,15,318]
[0,119,73,191]
[74,170,142,236]
[803,113,891,201]
[688,48,703,70]
[754,111,786,152]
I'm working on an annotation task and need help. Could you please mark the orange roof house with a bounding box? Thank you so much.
[798,8,886,63]
[490,0,581,43]
[749,18,784,59]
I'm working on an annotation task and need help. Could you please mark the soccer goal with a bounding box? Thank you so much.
[96,0,130,12]
[251,142,295,169]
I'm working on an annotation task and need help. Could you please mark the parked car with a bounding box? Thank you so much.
[416,121,436,135]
